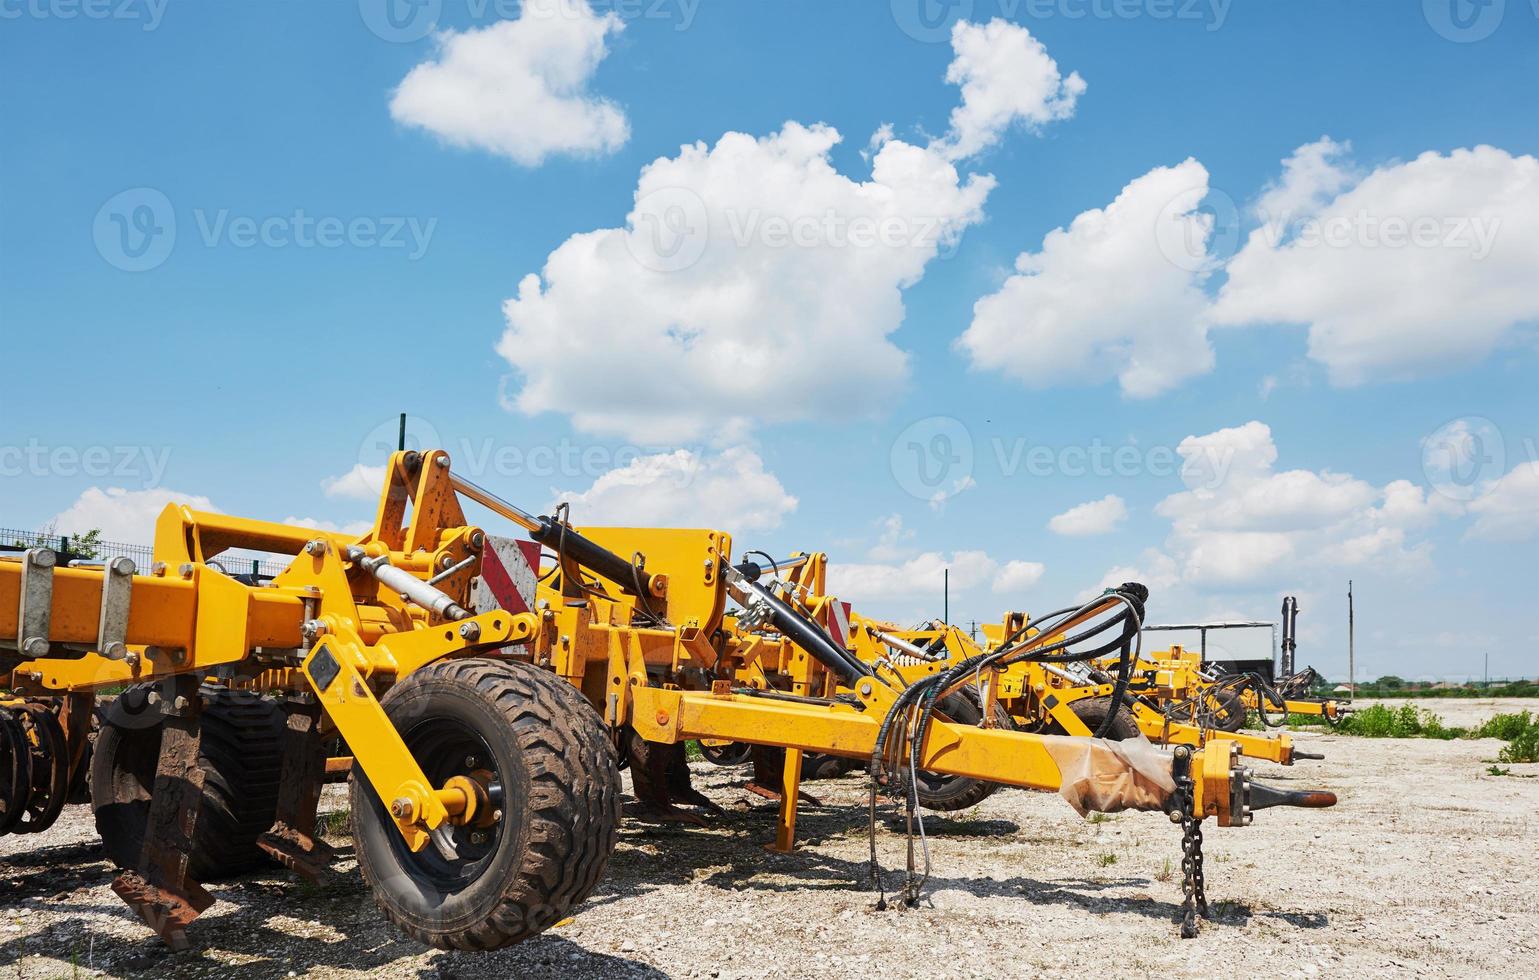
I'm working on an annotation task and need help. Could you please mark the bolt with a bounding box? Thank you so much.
[468,531,485,551]
[146,690,162,706]
[151,561,166,576]
[172,695,191,712]
[22,637,50,658]
[465,755,479,769]
[857,681,873,697]
[108,556,136,576]
[459,622,482,642]
[179,563,195,578]
[440,553,456,570]
[305,540,327,556]
[103,641,127,660]
[492,809,503,822]
[703,558,714,569]
[435,455,450,469]
[29,550,57,569]
[389,798,415,821]
[124,652,140,668]
[469,831,488,845]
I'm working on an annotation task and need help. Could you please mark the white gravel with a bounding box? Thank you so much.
[3,700,1536,978]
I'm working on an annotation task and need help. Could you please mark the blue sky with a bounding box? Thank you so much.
[2,0,1536,682]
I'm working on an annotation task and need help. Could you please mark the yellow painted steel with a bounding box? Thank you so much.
[3,447,1286,859]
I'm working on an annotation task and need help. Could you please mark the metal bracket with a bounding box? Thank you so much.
[17,549,56,658]
[97,557,136,660]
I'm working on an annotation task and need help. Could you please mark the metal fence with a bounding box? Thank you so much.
[0,527,290,579]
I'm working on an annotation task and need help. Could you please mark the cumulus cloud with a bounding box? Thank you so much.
[933,18,1085,161]
[283,516,374,536]
[321,463,387,501]
[552,447,797,533]
[828,549,1042,606]
[1047,494,1128,536]
[52,487,219,542]
[1466,462,1539,541]
[957,159,1218,398]
[390,0,628,166]
[1150,421,1455,589]
[1212,143,1539,384]
[499,122,994,442]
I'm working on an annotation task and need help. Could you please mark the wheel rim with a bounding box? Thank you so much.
[384,718,506,892]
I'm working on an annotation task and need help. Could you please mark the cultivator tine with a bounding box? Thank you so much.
[0,704,35,835]
[257,694,338,884]
[111,678,214,951]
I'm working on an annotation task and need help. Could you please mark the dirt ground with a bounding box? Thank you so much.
[3,700,1536,979]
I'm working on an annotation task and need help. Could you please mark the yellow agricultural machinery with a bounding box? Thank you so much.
[1,449,1337,949]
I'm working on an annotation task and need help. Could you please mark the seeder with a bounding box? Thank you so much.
[1,449,1335,950]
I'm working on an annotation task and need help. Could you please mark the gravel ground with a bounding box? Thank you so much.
[3,700,1536,979]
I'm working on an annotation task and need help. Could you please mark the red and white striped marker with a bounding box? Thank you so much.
[473,535,542,615]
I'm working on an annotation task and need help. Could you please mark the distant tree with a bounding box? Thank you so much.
[64,528,103,560]
[1375,675,1406,690]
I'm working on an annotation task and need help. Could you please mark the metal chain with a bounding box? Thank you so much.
[1178,771,1208,938]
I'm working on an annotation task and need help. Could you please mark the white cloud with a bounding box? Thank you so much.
[498,121,993,442]
[957,159,1218,398]
[389,0,628,167]
[553,447,796,533]
[868,513,915,561]
[1095,549,1180,597]
[1466,462,1539,541]
[993,559,1046,594]
[1251,137,1358,233]
[321,463,386,501]
[1047,494,1128,536]
[933,18,1085,161]
[828,549,1038,606]
[52,487,219,542]
[1150,421,1453,589]
[1212,143,1539,384]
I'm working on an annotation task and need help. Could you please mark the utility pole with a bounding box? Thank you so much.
[398,413,407,452]
[943,568,949,625]
[1347,580,1355,698]
[1485,652,1489,689]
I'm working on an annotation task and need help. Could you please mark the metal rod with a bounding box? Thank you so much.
[448,474,543,534]
[351,549,470,621]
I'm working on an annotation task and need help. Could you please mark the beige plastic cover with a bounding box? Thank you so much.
[1041,733,1176,817]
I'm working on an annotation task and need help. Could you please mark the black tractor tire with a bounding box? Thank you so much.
[698,741,753,768]
[1045,695,1142,740]
[351,659,621,951]
[1212,690,1249,733]
[913,688,1015,813]
[91,684,284,880]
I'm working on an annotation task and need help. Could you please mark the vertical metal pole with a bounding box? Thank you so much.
[943,568,949,625]
[1348,580,1355,699]
[397,413,407,452]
